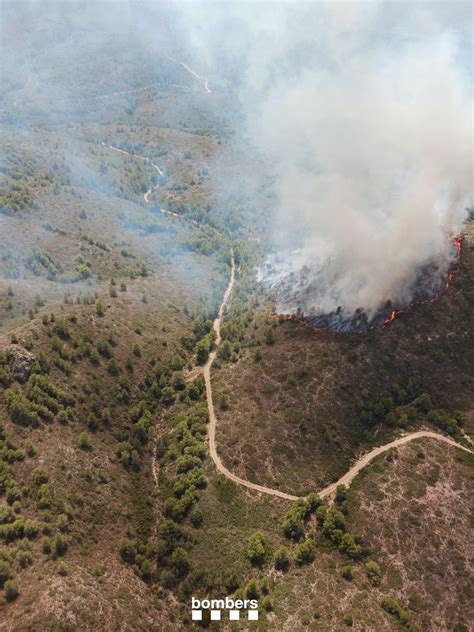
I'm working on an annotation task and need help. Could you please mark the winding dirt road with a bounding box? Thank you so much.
[105,141,472,502]
[170,58,211,94]
[101,142,166,205]
[143,163,164,203]
[103,143,197,222]
[203,252,473,501]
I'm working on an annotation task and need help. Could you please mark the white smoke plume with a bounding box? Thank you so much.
[178,1,473,321]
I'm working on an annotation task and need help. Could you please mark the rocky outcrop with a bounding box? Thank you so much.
[7,345,36,383]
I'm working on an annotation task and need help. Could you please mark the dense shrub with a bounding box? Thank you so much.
[5,390,45,426]
[4,578,19,601]
[366,560,382,586]
[274,545,290,571]
[295,540,315,565]
[78,432,92,451]
[161,387,176,405]
[341,564,353,580]
[32,467,48,486]
[51,534,68,558]
[119,538,137,563]
[0,559,11,586]
[245,579,259,600]
[116,441,139,469]
[323,507,346,543]
[246,532,270,567]
[170,547,190,578]
[380,596,410,625]
[339,533,363,559]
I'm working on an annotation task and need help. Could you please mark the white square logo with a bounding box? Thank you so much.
[229,610,240,620]
[248,610,259,621]
[191,610,202,621]
[210,610,221,621]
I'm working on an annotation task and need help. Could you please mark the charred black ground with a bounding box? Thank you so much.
[272,236,464,333]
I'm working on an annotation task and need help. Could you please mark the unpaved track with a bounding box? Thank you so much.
[170,58,211,93]
[101,142,165,205]
[106,140,472,502]
[203,253,473,501]
[316,431,472,499]
[103,143,202,221]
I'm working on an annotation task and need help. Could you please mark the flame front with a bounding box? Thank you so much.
[272,235,465,333]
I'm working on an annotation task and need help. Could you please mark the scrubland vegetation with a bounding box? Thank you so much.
[0,7,472,631]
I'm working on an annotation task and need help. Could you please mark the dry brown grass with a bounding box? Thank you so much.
[211,227,473,496]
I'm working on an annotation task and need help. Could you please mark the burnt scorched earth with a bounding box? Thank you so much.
[269,236,464,333]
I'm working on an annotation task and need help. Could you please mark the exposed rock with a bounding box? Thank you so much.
[8,345,36,383]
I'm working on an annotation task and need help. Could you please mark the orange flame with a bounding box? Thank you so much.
[273,234,465,332]
[382,234,464,326]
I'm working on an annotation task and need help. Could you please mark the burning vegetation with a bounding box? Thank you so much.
[269,235,465,333]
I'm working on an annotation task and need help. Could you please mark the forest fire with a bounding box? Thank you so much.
[381,234,464,327]
[272,235,464,333]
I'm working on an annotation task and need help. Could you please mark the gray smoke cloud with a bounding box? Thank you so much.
[177,1,473,320]
[1,1,472,324]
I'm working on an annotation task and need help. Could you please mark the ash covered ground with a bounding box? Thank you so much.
[259,236,463,332]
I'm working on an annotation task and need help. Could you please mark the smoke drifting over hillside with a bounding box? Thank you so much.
[1,2,472,327]
[179,2,473,324]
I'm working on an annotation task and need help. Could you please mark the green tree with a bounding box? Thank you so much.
[119,538,137,563]
[341,564,353,580]
[0,560,11,587]
[219,340,232,361]
[306,492,321,512]
[107,358,120,376]
[86,413,100,432]
[161,387,176,405]
[365,560,381,586]
[295,540,315,565]
[52,534,68,558]
[245,579,259,600]
[42,536,52,555]
[32,467,48,486]
[171,371,186,391]
[274,545,290,571]
[323,507,346,543]
[219,393,230,410]
[171,355,184,370]
[170,547,190,578]
[17,549,32,568]
[264,326,275,345]
[335,484,347,504]
[77,432,92,450]
[282,499,311,541]
[246,532,269,567]
[339,533,363,559]
[195,338,210,364]
[414,392,432,414]
[190,508,203,528]
[4,578,19,601]
[187,381,201,401]
[343,611,353,627]
[136,556,152,582]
